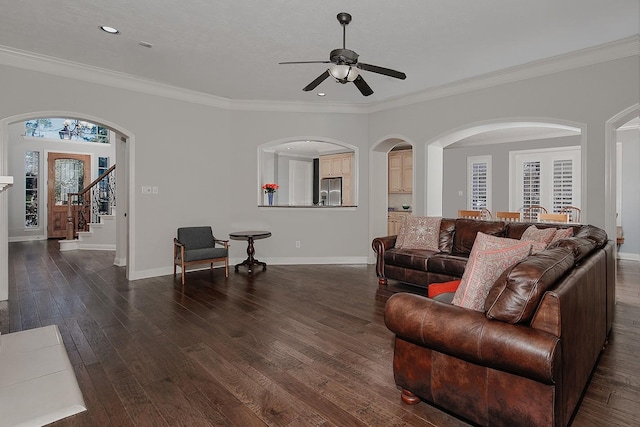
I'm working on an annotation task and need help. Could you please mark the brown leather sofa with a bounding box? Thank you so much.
[377,219,615,426]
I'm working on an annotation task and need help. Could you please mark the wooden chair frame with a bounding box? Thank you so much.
[173,228,229,285]
[495,211,521,222]
[521,205,547,222]
[538,213,569,223]
[559,206,581,223]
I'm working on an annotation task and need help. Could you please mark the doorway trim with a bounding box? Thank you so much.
[605,103,640,242]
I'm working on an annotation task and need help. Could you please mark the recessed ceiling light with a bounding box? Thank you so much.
[100,26,119,34]
[317,92,326,97]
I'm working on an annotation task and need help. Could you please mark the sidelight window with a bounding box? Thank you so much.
[25,151,39,228]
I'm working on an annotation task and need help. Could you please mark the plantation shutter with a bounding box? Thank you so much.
[522,161,541,221]
[470,161,488,210]
[553,159,573,213]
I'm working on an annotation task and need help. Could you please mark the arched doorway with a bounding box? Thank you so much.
[606,104,640,249]
[0,112,134,300]
[425,119,584,218]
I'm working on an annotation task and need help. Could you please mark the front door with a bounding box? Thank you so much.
[47,152,91,239]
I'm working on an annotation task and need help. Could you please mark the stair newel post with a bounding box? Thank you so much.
[66,194,75,240]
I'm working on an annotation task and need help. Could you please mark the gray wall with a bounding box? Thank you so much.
[442,135,581,218]
[0,51,637,294]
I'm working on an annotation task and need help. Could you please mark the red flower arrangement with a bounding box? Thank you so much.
[262,183,279,193]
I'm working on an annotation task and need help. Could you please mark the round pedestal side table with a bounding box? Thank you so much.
[229,231,272,273]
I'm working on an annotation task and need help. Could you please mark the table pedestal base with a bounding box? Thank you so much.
[233,236,267,273]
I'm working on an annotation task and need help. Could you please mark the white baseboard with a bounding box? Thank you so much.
[8,235,46,242]
[617,252,640,261]
[128,256,369,281]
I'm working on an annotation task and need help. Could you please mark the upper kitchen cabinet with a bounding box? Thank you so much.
[388,149,412,193]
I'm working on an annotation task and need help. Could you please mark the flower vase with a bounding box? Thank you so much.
[268,192,274,206]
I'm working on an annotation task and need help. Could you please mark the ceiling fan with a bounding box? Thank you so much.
[279,12,406,96]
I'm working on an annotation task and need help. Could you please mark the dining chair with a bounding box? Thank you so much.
[521,205,547,222]
[174,226,229,285]
[480,208,492,220]
[495,211,521,222]
[559,206,581,223]
[458,210,483,220]
[538,213,569,223]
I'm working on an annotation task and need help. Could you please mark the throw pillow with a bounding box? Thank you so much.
[394,215,409,248]
[428,280,462,298]
[549,227,573,246]
[452,232,532,311]
[520,225,557,254]
[398,216,442,251]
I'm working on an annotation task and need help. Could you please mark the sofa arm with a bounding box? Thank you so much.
[372,235,398,284]
[384,293,560,384]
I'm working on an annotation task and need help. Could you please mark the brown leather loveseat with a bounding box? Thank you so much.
[375,219,615,426]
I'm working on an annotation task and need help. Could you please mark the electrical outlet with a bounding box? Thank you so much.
[142,186,152,194]
[295,241,301,248]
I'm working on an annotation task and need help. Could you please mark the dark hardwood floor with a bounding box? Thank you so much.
[1,240,639,426]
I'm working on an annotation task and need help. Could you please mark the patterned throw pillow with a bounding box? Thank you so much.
[398,216,442,251]
[549,227,574,246]
[520,225,557,253]
[394,215,409,247]
[452,232,532,311]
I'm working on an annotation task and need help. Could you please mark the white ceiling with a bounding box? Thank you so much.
[0,0,637,105]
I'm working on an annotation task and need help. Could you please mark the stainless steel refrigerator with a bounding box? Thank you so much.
[320,177,342,206]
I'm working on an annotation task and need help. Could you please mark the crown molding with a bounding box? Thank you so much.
[0,35,637,115]
[0,45,233,110]
[366,35,640,113]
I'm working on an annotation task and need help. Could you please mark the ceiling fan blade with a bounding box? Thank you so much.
[279,60,331,65]
[358,63,407,80]
[303,70,331,91]
[353,75,373,96]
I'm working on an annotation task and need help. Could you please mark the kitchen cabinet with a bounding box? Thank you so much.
[388,150,412,193]
[319,152,354,205]
[388,211,410,235]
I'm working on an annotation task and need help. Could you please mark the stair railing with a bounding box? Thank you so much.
[66,165,116,240]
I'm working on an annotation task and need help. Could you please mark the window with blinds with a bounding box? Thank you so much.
[510,147,580,218]
[552,159,573,212]
[467,156,491,211]
[522,161,541,210]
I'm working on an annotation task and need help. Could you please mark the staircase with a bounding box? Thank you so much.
[59,211,115,251]
[59,164,116,252]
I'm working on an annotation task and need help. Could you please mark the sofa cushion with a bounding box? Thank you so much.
[427,254,468,277]
[546,237,597,264]
[384,248,435,271]
[520,225,557,253]
[484,247,575,324]
[438,218,457,253]
[452,219,507,256]
[574,225,608,248]
[397,216,442,251]
[452,233,532,311]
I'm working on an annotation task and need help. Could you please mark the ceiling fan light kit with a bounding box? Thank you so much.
[280,12,406,96]
[328,64,359,82]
